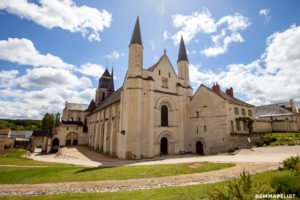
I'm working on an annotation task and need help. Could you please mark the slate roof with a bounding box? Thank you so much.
[86,100,97,112]
[32,130,49,137]
[10,131,33,139]
[255,104,294,118]
[66,102,89,111]
[200,84,253,106]
[0,129,10,136]
[177,36,188,62]
[130,17,142,46]
[93,87,122,112]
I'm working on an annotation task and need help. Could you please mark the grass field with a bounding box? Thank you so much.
[0,149,234,184]
[1,170,293,200]
[0,149,72,166]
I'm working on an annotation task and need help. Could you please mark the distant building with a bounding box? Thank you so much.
[254,99,300,133]
[0,129,13,149]
[51,17,260,159]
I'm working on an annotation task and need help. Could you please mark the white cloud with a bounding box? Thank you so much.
[0,70,19,88]
[0,87,94,119]
[105,50,124,60]
[15,67,92,89]
[190,25,300,105]
[259,9,270,16]
[170,9,250,56]
[77,62,105,77]
[259,9,271,23]
[201,32,244,57]
[0,0,112,41]
[0,38,74,69]
[163,30,170,40]
[150,41,155,50]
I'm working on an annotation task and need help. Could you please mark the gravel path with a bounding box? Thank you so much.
[0,162,278,197]
[28,145,300,167]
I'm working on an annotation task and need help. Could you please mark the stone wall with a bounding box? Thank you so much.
[254,120,272,133]
[0,138,14,150]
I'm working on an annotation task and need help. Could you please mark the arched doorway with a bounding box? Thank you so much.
[161,137,168,155]
[73,139,78,145]
[52,138,59,152]
[196,141,204,155]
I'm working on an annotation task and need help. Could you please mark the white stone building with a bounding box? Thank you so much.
[54,17,259,159]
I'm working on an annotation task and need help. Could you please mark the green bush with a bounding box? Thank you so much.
[283,156,300,170]
[209,171,273,200]
[270,175,300,197]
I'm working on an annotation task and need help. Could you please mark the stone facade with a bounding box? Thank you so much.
[54,17,263,159]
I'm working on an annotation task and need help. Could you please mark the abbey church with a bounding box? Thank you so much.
[52,17,266,159]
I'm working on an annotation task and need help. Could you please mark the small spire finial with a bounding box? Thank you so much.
[164,49,166,54]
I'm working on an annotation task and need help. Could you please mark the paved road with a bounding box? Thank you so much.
[29,145,300,167]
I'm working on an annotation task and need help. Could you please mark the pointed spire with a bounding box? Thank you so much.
[177,35,188,62]
[108,67,114,91]
[130,16,143,46]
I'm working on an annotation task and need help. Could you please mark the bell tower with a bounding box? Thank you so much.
[177,36,190,86]
[127,17,143,77]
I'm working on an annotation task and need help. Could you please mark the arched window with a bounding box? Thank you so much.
[101,92,105,101]
[161,105,168,126]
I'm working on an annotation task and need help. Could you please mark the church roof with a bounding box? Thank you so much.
[65,102,89,111]
[130,17,142,46]
[199,84,253,106]
[93,87,122,112]
[102,69,111,77]
[108,68,114,90]
[255,104,294,118]
[86,100,97,112]
[177,36,188,62]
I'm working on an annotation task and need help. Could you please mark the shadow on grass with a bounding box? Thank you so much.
[74,166,116,174]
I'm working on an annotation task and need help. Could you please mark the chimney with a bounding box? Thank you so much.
[226,87,234,97]
[212,82,221,93]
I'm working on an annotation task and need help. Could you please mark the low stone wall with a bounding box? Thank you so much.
[254,120,272,133]
[0,138,14,150]
[227,133,261,151]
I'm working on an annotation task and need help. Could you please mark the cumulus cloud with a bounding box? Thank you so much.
[190,25,300,105]
[259,9,270,16]
[163,30,170,40]
[0,38,74,69]
[0,0,112,41]
[0,70,19,88]
[77,62,105,77]
[170,9,250,56]
[15,67,92,89]
[105,50,124,59]
[259,9,271,23]
[0,87,94,119]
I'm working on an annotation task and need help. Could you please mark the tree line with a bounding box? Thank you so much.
[0,113,61,132]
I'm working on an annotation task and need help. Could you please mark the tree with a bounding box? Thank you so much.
[42,113,55,133]
[55,112,61,127]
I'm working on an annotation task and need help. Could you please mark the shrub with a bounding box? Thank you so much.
[270,176,300,197]
[283,156,300,170]
[208,171,273,200]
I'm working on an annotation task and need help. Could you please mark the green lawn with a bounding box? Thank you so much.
[1,170,293,200]
[0,162,234,184]
[0,149,234,184]
[0,149,72,166]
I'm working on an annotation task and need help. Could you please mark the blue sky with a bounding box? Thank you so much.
[0,0,300,119]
